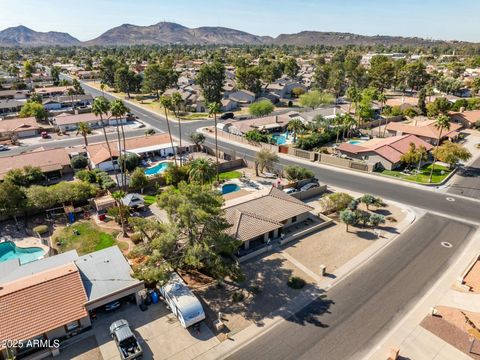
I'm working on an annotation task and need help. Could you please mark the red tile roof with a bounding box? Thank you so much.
[450,110,480,125]
[0,263,88,348]
[386,120,462,140]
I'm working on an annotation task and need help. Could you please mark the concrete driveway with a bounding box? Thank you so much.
[58,302,219,360]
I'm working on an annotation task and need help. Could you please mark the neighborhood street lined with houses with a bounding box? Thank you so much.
[1,3,480,360]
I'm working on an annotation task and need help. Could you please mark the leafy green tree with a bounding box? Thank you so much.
[190,132,205,151]
[244,129,269,143]
[236,66,262,94]
[284,165,314,182]
[339,209,358,232]
[369,213,386,228]
[0,181,27,226]
[76,122,91,147]
[283,57,300,78]
[114,66,137,98]
[429,115,451,183]
[433,141,471,169]
[131,182,242,284]
[196,60,225,105]
[129,168,149,193]
[320,192,354,214]
[260,62,283,90]
[369,55,394,92]
[287,118,305,143]
[29,92,43,104]
[418,88,427,115]
[143,63,178,100]
[112,190,128,236]
[100,57,118,88]
[50,65,61,85]
[188,158,216,185]
[299,90,335,109]
[254,149,278,176]
[24,60,34,81]
[249,100,274,117]
[359,194,382,210]
[70,155,89,169]
[163,163,189,186]
[119,153,141,172]
[4,166,45,187]
[19,101,47,121]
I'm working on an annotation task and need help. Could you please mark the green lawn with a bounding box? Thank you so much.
[53,221,126,255]
[380,164,452,184]
[219,171,242,180]
[143,195,157,206]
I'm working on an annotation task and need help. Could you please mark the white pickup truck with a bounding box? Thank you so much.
[109,319,143,360]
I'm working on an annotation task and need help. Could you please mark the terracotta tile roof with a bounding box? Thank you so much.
[227,114,291,134]
[0,263,88,347]
[87,133,173,165]
[224,187,313,242]
[450,110,480,125]
[0,148,71,179]
[385,120,462,140]
[54,112,106,126]
[338,135,433,164]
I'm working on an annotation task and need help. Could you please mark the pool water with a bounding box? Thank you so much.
[0,241,45,264]
[222,183,241,195]
[348,140,365,145]
[272,131,290,145]
[145,162,169,176]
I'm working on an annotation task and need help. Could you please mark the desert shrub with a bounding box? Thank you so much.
[287,276,306,289]
[33,225,49,235]
[130,232,143,244]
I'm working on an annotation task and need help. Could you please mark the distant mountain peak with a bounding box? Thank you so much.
[0,25,80,47]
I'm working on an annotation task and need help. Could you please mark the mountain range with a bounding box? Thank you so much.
[0,22,473,47]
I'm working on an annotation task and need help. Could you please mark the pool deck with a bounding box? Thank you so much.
[9,237,50,258]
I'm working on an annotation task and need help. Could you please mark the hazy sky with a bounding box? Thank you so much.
[1,0,479,42]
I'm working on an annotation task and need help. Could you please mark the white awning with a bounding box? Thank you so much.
[128,142,178,154]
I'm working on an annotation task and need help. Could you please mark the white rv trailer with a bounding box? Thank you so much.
[158,272,206,328]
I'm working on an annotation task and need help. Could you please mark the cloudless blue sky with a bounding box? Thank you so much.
[1,0,479,42]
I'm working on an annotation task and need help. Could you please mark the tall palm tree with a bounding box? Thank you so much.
[110,99,129,191]
[342,114,357,139]
[377,92,387,137]
[171,92,184,165]
[287,118,304,143]
[111,190,128,237]
[429,115,451,183]
[333,113,344,144]
[92,97,120,186]
[188,158,216,185]
[76,121,91,147]
[160,95,178,168]
[208,102,221,182]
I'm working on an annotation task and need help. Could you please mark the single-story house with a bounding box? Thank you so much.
[450,110,480,128]
[337,134,433,170]
[297,106,347,122]
[0,99,23,115]
[87,133,181,171]
[0,246,144,360]
[266,80,307,99]
[34,86,74,99]
[385,119,462,145]
[228,90,256,105]
[225,187,313,251]
[221,98,238,112]
[221,114,293,135]
[0,89,29,100]
[0,147,73,180]
[0,116,40,140]
[43,95,94,111]
[53,112,127,132]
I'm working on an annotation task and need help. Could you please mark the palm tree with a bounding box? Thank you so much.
[342,114,357,139]
[287,118,304,143]
[188,158,216,185]
[429,115,451,183]
[100,82,105,96]
[333,113,344,144]
[417,145,428,172]
[92,97,120,186]
[377,92,387,137]
[110,99,129,191]
[171,92,184,165]
[111,190,128,237]
[208,102,221,182]
[76,121,91,147]
[67,88,77,110]
[160,95,178,168]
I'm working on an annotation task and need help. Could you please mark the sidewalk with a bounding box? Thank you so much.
[365,227,480,360]
[194,205,419,360]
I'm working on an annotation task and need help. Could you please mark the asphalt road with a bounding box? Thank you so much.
[448,155,480,199]
[227,214,476,360]
[71,80,480,224]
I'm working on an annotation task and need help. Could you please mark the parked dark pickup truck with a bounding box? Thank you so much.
[109,319,143,360]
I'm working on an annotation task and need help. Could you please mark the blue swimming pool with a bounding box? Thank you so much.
[0,241,45,264]
[145,162,170,176]
[272,131,290,145]
[222,183,241,195]
[348,140,365,145]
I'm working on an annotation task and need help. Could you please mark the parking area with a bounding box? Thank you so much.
[58,302,219,360]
